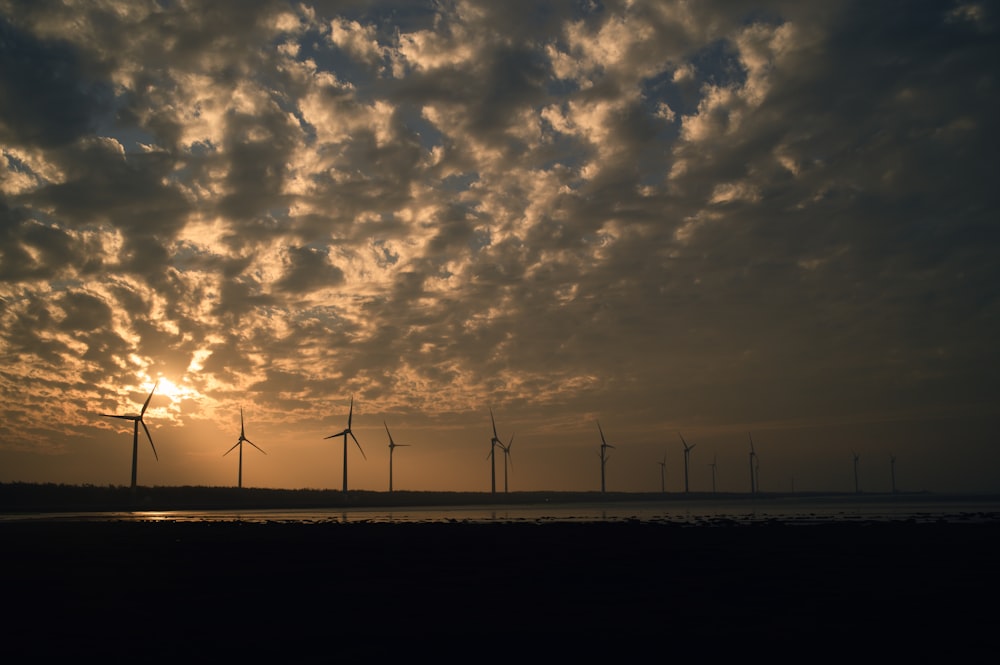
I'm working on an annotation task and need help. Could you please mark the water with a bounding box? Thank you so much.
[4,494,999,524]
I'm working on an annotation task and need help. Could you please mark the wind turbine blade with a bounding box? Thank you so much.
[247,440,266,455]
[224,441,240,456]
[101,414,131,420]
[142,421,158,461]
[141,381,158,416]
[597,420,607,445]
[351,431,366,460]
[490,408,498,438]
[384,421,394,444]
[347,395,354,428]
[325,429,348,440]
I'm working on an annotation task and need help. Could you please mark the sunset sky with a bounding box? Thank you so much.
[2,0,998,495]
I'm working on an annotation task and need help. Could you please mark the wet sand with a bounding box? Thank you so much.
[2,517,996,660]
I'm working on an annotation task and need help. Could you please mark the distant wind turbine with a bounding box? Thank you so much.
[100,380,159,492]
[383,421,410,492]
[658,451,667,493]
[890,454,897,494]
[679,432,696,494]
[597,420,615,493]
[852,450,861,494]
[498,433,515,493]
[709,455,718,494]
[223,406,265,489]
[324,395,366,493]
[748,432,758,494]
[488,408,504,494]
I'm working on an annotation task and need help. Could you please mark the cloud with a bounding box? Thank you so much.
[0,17,111,148]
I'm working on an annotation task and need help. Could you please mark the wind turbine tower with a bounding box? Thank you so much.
[488,408,505,494]
[748,432,758,494]
[890,454,897,494]
[658,451,667,493]
[383,421,410,492]
[224,406,266,489]
[679,432,696,494]
[324,395,366,493]
[709,455,717,494]
[100,380,159,493]
[597,420,615,493]
[852,450,861,494]
[499,433,514,493]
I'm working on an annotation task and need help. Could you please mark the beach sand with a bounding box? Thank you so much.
[2,518,996,660]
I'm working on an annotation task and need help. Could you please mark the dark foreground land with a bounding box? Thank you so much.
[2,516,997,660]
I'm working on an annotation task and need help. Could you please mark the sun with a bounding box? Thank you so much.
[149,377,194,401]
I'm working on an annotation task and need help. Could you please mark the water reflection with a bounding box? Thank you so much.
[5,496,1000,525]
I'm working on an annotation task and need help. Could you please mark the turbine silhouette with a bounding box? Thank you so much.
[100,380,159,492]
[324,395,366,493]
[384,421,410,492]
[223,406,265,489]
[709,455,718,494]
[488,408,504,494]
[658,451,667,493]
[748,432,758,494]
[498,433,514,493]
[597,420,615,493]
[679,432,696,494]
[852,450,861,494]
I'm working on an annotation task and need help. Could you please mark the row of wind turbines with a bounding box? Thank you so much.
[100,382,898,495]
[99,383,412,493]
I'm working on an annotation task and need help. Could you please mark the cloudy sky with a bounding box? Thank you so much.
[2,0,998,495]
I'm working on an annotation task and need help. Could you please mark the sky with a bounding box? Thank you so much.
[1,0,998,495]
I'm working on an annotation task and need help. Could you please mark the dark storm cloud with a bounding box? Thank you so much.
[211,276,276,320]
[0,204,101,282]
[23,140,190,255]
[275,245,346,293]
[217,111,301,222]
[0,17,110,148]
[56,291,112,332]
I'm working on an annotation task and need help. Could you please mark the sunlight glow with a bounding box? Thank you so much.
[151,377,187,401]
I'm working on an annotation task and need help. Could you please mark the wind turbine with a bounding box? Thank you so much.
[658,451,667,493]
[488,408,504,494]
[498,433,515,493]
[755,450,761,493]
[709,455,718,494]
[597,420,615,493]
[852,450,861,494]
[679,432,696,494]
[224,406,265,489]
[890,454,897,494]
[324,395,366,493]
[748,432,758,494]
[100,380,159,492]
[384,421,410,492]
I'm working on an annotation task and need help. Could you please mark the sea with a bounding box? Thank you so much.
[3,493,999,525]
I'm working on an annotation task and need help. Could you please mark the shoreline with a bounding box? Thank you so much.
[3,480,995,514]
